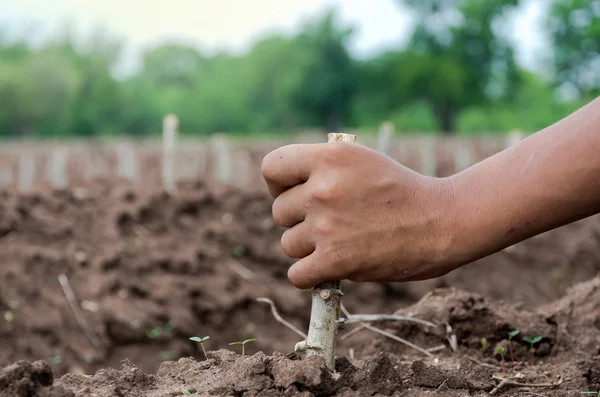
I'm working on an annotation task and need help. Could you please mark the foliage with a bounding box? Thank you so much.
[229,338,257,356]
[0,3,595,137]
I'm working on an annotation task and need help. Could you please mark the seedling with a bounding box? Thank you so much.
[581,392,600,396]
[508,330,519,362]
[189,336,210,359]
[496,347,505,372]
[229,338,256,356]
[522,335,542,364]
[181,388,191,395]
[232,245,246,257]
[480,338,488,356]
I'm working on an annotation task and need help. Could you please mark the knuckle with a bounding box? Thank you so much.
[311,180,337,202]
[314,217,333,237]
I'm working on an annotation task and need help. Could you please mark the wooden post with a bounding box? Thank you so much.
[419,136,437,177]
[116,142,138,182]
[212,134,231,184]
[506,129,524,148]
[454,139,473,173]
[376,121,394,157]
[162,114,179,192]
[48,147,68,189]
[18,152,35,192]
[294,132,356,371]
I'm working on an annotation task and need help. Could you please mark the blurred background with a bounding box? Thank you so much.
[2,0,598,139]
[0,0,598,189]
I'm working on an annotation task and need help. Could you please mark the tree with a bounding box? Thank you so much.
[394,0,521,134]
[549,0,600,97]
[286,8,359,131]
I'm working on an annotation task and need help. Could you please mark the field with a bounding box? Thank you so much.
[1,135,599,397]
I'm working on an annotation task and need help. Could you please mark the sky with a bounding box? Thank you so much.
[1,0,548,76]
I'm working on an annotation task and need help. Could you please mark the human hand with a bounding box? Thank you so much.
[261,141,460,289]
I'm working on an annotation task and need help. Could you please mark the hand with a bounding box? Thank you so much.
[261,141,459,289]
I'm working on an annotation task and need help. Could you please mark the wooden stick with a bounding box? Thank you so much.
[256,298,307,339]
[58,274,106,354]
[294,132,356,371]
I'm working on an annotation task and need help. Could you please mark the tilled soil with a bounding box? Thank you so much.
[0,180,599,396]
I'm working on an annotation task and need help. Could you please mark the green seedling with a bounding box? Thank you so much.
[496,347,505,372]
[508,330,519,362]
[232,245,246,257]
[181,388,191,395]
[49,355,63,365]
[580,392,600,396]
[229,338,256,356]
[189,336,210,359]
[480,338,488,356]
[4,311,14,323]
[522,335,542,364]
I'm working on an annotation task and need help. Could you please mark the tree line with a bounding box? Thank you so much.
[0,0,597,138]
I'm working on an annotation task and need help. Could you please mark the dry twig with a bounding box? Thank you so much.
[466,356,501,370]
[256,298,307,339]
[489,374,563,395]
[58,274,106,354]
[341,304,433,358]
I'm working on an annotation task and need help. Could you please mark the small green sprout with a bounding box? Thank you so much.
[229,338,256,356]
[496,347,505,372]
[4,311,14,323]
[580,392,600,396]
[522,335,542,364]
[508,330,519,362]
[181,388,191,395]
[146,327,162,339]
[49,355,63,365]
[480,338,488,356]
[129,319,141,329]
[189,336,210,359]
[232,245,246,257]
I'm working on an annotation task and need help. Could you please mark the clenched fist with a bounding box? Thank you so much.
[261,141,459,289]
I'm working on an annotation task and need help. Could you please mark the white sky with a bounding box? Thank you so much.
[1,0,548,76]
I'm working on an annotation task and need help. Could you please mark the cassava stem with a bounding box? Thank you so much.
[294,132,356,371]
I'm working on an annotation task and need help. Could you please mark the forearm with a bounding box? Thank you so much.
[447,96,600,264]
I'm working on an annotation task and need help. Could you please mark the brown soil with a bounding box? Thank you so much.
[1,180,599,396]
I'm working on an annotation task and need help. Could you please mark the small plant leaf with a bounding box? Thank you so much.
[190,336,210,343]
[496,347,504,354]
[508,330,519,338]
[532,336,542,344]
[243,338,257,345]
[229,341,243,345]
[181,388,191,395]
[523,336,534,343]
[201,336,210,342]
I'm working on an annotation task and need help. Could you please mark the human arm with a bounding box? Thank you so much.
[261,96,600,289]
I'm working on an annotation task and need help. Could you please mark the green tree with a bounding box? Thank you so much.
[393,0,521,134]
[548,0,600,97]
[286,8,359,131]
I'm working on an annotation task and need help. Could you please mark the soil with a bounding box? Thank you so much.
[1,179,599,396]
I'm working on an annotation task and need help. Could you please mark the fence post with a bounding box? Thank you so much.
[162,114,179,192]
[116,142,138,182]
[376,121,395,157]
[18,152,36,192]
[454,139,473,173]
[212,134,231,184]
[506,129,524,148]
[48,147,68,189]
[419,136,437,177]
